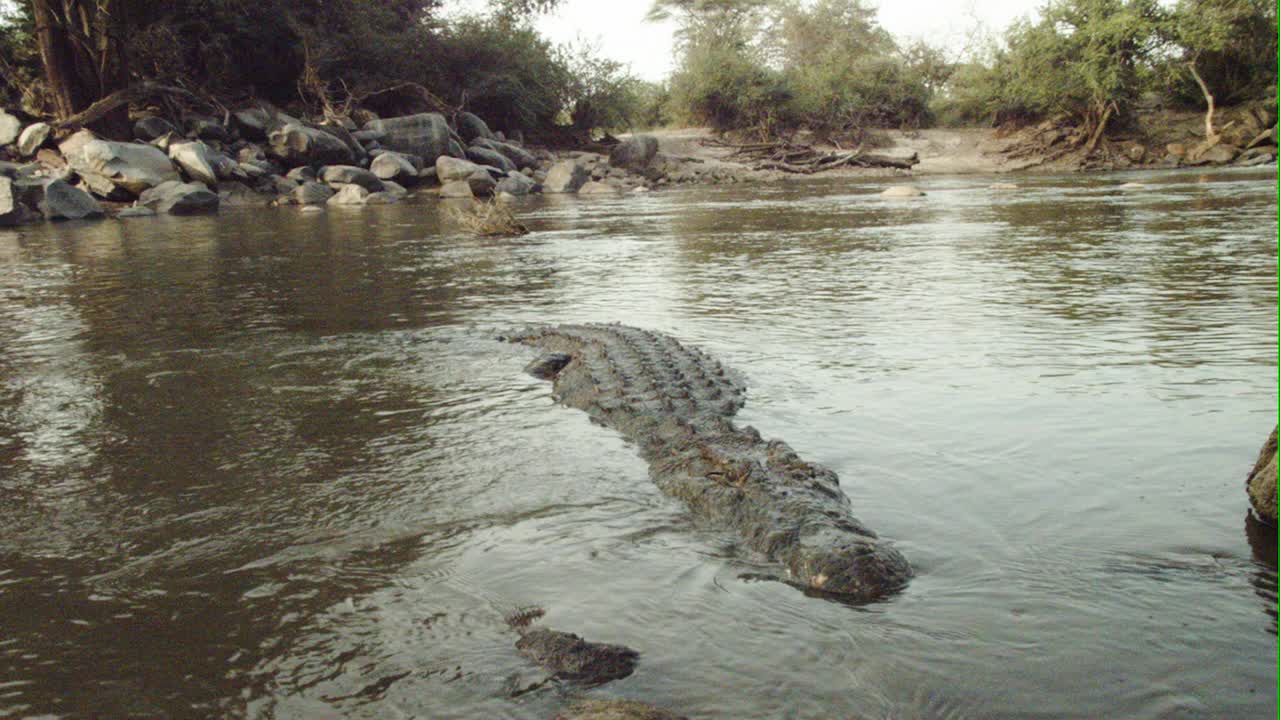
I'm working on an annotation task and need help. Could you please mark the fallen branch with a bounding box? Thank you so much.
[53,80,216,133]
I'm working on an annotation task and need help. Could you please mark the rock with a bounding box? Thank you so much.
[232,108,271,140]
[495,172,537,196]
[1165,142,1187,160]
[554,700,687,720]
[327,183,370,205]
[466,170,496,197]
[320,165,384,192]
[609,135,659,170]
[138,180,219,215]
[362,113,450,164]
[380,180,408,199]
[989,183,1019,190]
[317,121,368,164]
[438,180,474,198]
[17,122,51,156]
[436,156,486,183]
[579,180,620,195]
[0,176,36,226]
[456,111,495,143]
[1190,142,1239,165]
[631,185,650,193]
[37,179,104,220]
[267,123,355,167]
[0,112,22,145]
[515,628,638,684]
[134,116,179,141]
[1124,144,1146,163]
[543,160,590,193]
[473,138,539,170]
[115,206,156,218]
[168,141,220,186]
[216,181,265,206]
[73,140,181,196]
[239,162,269,179]
[369,151,419,184]
[265,175,299,195]
[447,138,467,159]
[299,205,324,213]
[1234,146,1276,166]
[465,145,515,173]
[286,166,318,183]
[880,185,925,197]
[35,149,66,172]
[352,129,386,144]
[1247,426,1277,525]
[186,115,229,143]
[1118,182,1146,189]
[149,131,183,153]
[365,191,401,205]
[293,181,335,205]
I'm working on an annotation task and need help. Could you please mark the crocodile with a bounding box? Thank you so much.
[508,323,911,602]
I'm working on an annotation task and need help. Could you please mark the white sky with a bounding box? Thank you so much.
[528,0,1046,81]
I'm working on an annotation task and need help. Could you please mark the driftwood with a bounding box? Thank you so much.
[701,136,917,173]
[52,81,222,132]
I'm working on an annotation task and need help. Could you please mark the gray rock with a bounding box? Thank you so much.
[38,179,104,220]
[186,115,229,143]
[543,160,590,193]
[456,111,495,142]
[268,123,355,167]
[365,191,401,205]
[320,165,384,192]
[473,138,538,170]
[609,135,659,170]
[293,181,335,205]
[466,170,496,197]
[169,141,220,185]
[0,176,35,225]
[138,180,220,215]
[17,122,51,156]
[266,175,299,195]
[362,113,450,164]
[233,108,271,140]
[1235,146,1276,166]
[1247,426,1277,525]
[881,185,926,198]
[515,628,638,684]
[495,172,537,196]
[286,166,317,183]
[438,180,474,198]
[115,206,157,218]
[149,131,183,153]
[75,171,133,201]
[370,151,419,184]
[352,129,386,143]
[217,181,266,206]
[447,138,467,159]
[134,116,179,141]
[0,112,22,146]
[73,140,181,196]
[317,121,368,165]
[436,156,486,183]
[327,183,370,205]
[465,145,515,173]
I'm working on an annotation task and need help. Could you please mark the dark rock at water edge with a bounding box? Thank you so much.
[362,113,451,166]
[134,116,179,141]
[456,111,496,143]
[38,179,104,220]
[138,180,220,215]
[1247,426,1277,525]
[466,144,516,173]
[609,135,659,171]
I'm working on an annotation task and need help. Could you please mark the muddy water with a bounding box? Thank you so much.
[0,168,1275,719]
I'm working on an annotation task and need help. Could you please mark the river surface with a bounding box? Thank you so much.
[0,167,1276,719]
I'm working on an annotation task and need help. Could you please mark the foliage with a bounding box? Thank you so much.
[561,40,644,134]
[1160,0,1277,108]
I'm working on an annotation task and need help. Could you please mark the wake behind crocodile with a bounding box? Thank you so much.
[509,323,911,602]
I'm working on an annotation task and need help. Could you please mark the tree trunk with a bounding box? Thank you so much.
[29,0,130,137]
[1187,59,1216,140]
[1083,100,1116,157]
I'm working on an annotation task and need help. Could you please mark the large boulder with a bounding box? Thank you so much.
[436,156,487,183]
[466,170,496,197]
[38,179,104,220]
[1247,426,1277,525]
[579,180,621,195]
[327,183,370,205]
[369,151,419,184]
[317,121,368,164]
[320,165,384,192]
[473,137,538,170]
[233,108,271,140]
[495,171,537,196]
[138,180,220,215]
[543,160,590,193]
[0,177,36,226]
[73,140,181,196]
[292,181,334,205]
[438,180,474,198]
[0,112,22,146]
[17,122,50,157]
[362,113,450,164]
[168,141,220,186]
[466,145,516,173]
[456,111,495,143]
[608,135,659,170]
[267,123,355,167]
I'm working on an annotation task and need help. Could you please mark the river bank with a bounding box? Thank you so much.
[0,103,1273,228]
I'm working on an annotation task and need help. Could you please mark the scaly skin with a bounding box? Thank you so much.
[510,323,911,602]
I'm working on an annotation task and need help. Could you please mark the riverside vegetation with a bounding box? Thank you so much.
[0,0,1271,227]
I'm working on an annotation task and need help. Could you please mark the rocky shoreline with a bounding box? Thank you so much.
[2,103,1272,228]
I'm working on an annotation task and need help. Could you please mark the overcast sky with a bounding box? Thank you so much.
[522,0,1047,81]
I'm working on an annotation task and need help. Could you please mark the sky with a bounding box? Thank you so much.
[525,0,1047,81]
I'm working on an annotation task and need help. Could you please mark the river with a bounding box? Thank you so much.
[0,167,1275,719]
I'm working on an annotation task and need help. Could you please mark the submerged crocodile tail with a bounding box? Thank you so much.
[512,323,910,602]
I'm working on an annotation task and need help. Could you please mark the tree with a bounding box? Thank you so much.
[29,0,129,134]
